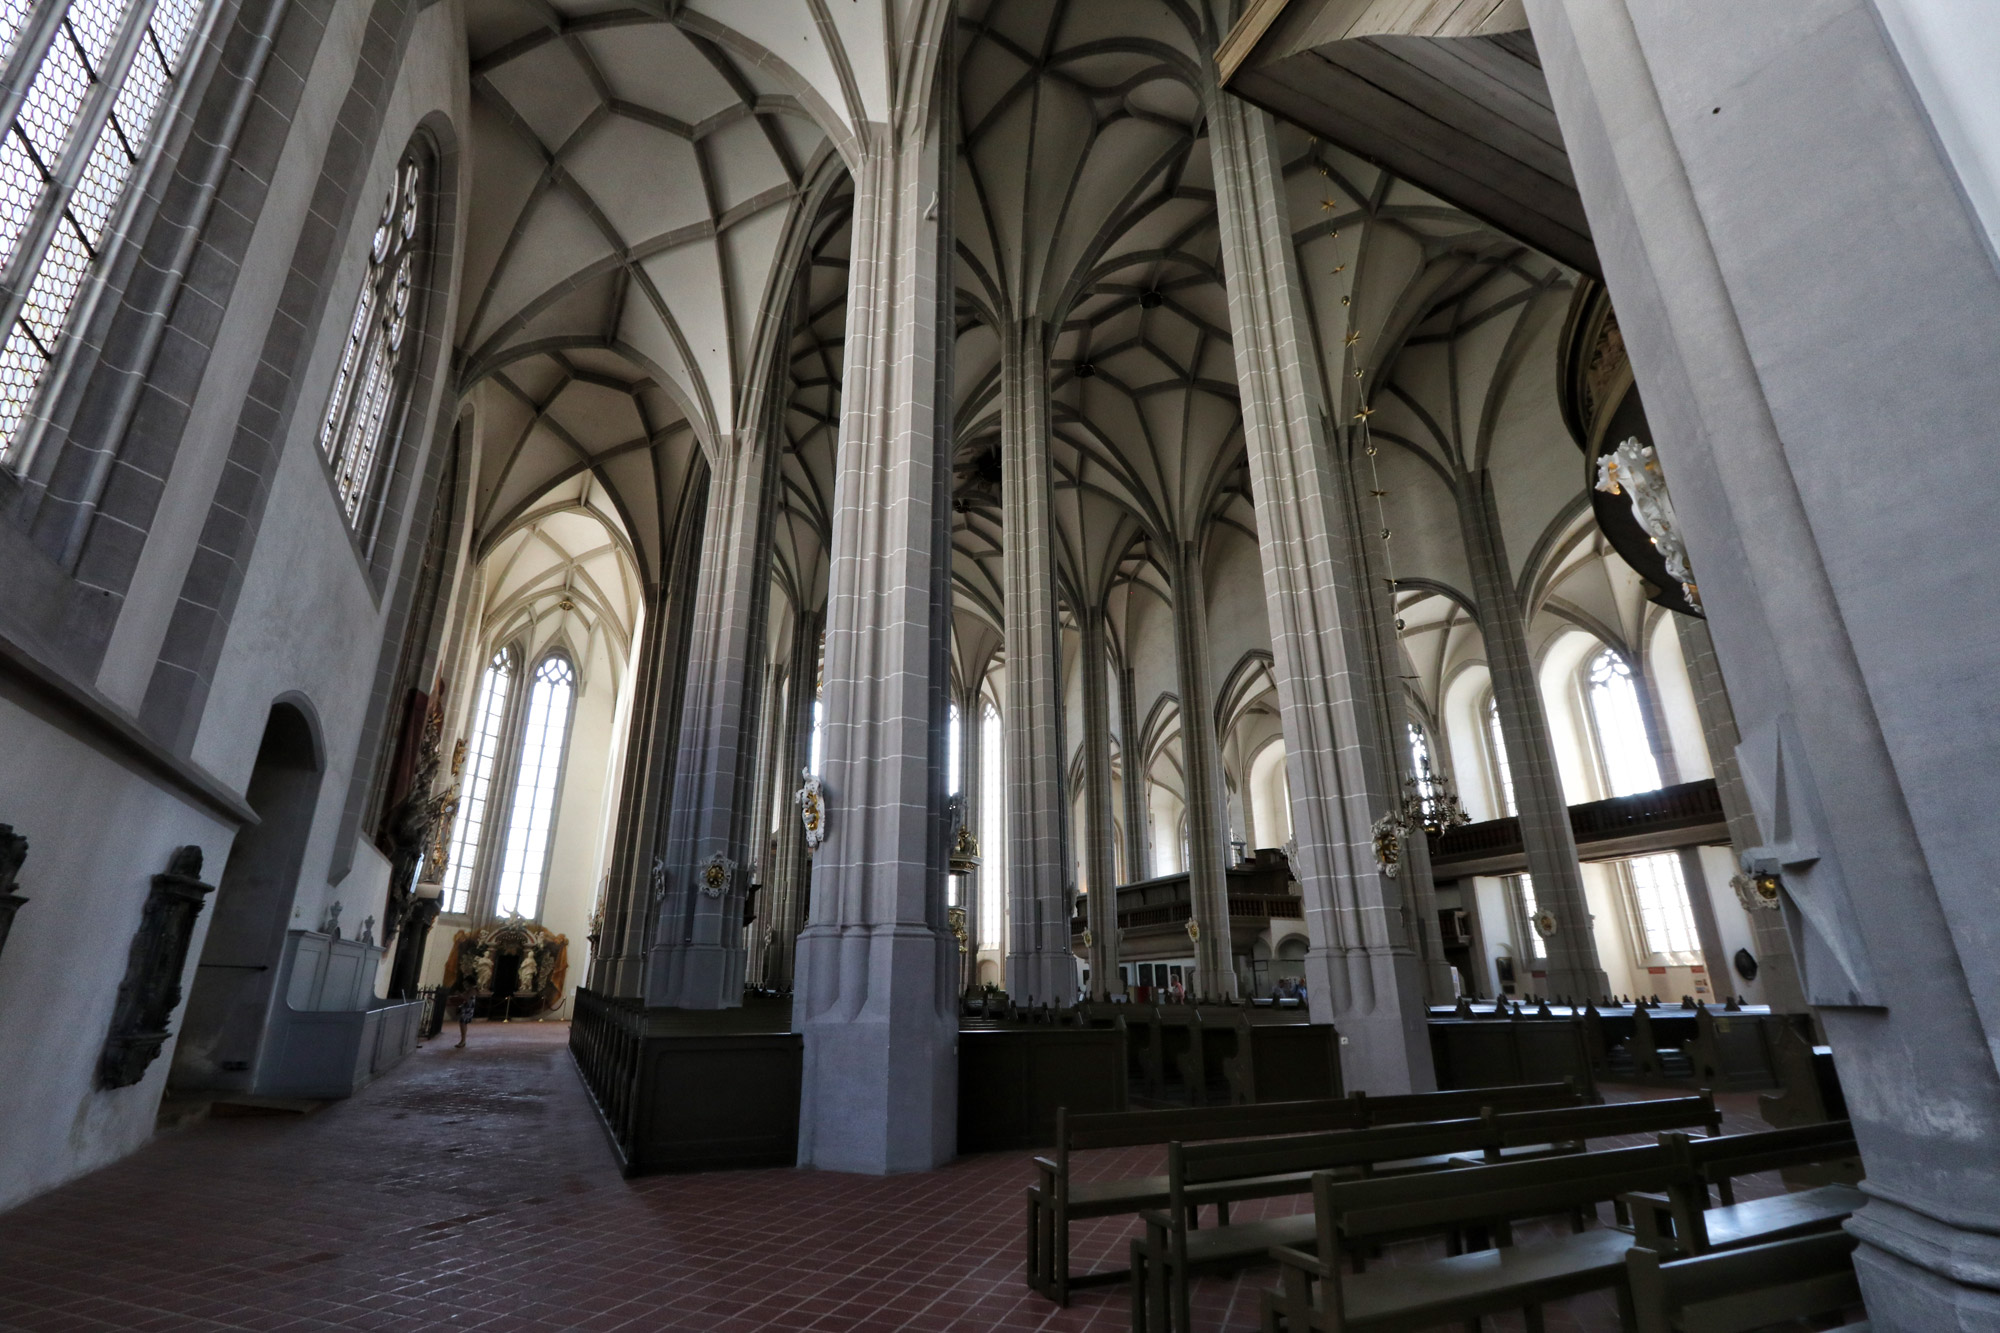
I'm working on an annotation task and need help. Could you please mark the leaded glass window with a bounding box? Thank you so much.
[439,648,513,914]
[1514,873,1545,960]
[1587,649,1662,797]
[1625,852,1700,959]
[0,0,208,460]
[491,654,574,919]
[1486,697,1516,818]
[319,152,424,528]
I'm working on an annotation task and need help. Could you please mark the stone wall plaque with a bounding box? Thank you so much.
[98,846,214,1089]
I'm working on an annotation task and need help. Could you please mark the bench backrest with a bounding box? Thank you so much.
[1319,1142,1678,1243]
[1171,1115,1491,1189]
[1628,1231,1861,1333]
[1060,1098,1358,1153]
[1676,1120,1857,1184]
[1057,1079,1581,1154]
[1353,1080,1580,1125]
[1485,1093,1719,1146]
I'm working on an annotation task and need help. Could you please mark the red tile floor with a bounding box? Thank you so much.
[0,1022,1788,1333]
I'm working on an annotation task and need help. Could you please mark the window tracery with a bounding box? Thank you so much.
[1585,649,1662,797]
[440,648,514,915]
[1485,696,1517,818]
[492,653,574,920]
[0,0,208,461]
[318,151,424,529]
[1623,851,1701,960]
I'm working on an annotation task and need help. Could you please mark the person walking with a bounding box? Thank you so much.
[453,985,477,1048]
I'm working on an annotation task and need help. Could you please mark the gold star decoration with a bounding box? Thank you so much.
[1353,403,1376,421]
[1370,489,1389,498]
[1343,330,1362,347]
[1353,368,1363,379]
[1341,295,1351,306]
[1331,263,1347,274]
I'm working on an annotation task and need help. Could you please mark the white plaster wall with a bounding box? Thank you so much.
[0,1,468,1210]
[0,703,235,1210]
[1537,629,1601,804]
[1580,860,1639,1000]
[1468,875,1520,996]
[1646,617,1712,781]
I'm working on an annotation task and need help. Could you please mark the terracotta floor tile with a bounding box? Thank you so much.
[0,1022,1795,1333]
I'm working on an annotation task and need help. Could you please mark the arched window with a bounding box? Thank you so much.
[979,701,1004,944]
[1407,722,1439,816]
[947,702,961,796]
[318,150,426,531]
[1586,649,1662,797]
[0,0,210,460]
[439,647,514,914]
[492,654,575,919]
[1485,697,1517,817]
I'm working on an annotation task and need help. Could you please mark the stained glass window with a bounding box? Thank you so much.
[0,0,209,461]
[319,152,423,528]
[438,649,513,914]
[492,654,574,919]
[1407,722,1438,816]
[1587,649,1662,797]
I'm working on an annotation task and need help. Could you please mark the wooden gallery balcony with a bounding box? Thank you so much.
[1427,778,1730,879]
[1071,848,1302,959]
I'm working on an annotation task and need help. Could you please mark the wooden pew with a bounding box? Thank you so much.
[1132,1096,1720,1333]
[1219,1015,1343,1105]
[1249,1131,1867,1333]
[1626,1231,1868,1333]
[1241,1144,1683,1333]
[1025,1083,1582,1304]
[1427,1014,1599,1097]
[1622,1122,1867,1256]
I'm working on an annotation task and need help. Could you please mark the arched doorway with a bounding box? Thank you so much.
[170,699,324,1092]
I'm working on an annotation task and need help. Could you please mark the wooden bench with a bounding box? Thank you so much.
[1132,1095,1720,1332]
[1626,1230,1868,1332]
[1026,1082,1583,1303]
[1218,1015,1343,1105]
[1243,1144,1686,1333]
[1622,1121,1866,1256]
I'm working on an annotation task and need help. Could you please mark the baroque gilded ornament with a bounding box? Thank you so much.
[794,768,827,850]
[1533,909,1560,940]
[699,852,735,899]
[947,906,969,955]
[1732,870,1784,913]
[1596,437,1701,610]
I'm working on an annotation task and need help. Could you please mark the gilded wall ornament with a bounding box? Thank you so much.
[1732,871,1783,912]
[700,852,735,899]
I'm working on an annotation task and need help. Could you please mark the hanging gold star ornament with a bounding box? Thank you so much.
[1321,198,1339,212]
[1331,263,1347,274]
[1344,330,1362,347]
[1353,402,1376,421]
[1341,295,1351,306]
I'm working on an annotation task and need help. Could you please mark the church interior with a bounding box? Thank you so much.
[0,0,1996,1329]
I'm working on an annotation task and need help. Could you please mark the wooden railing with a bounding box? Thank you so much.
[569,987,643,1160]
[1429,778,1726,871]
[1074,851,1303,933]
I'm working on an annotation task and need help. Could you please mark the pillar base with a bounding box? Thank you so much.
[1848,1197,2000,1331]
[795,922,956,1173]
[1304,946,1435,1094]
[644,941,744,1010]
[1006,951,1077,1008]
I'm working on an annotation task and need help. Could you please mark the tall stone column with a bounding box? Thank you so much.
[1119,664,1148,882]
[791,105,957,1173]
[591,478,709,997]
[761,610,819,992]
[1530,7,2000,1315]
[1457,471,1607,1001]
[955,680,985,995]
[1674,616,1806,1013]
[1169,540,1236,1001]
[1076,607,1122,999]
[742,641,786,987]
[648,431,779,1009]
[1206,91,1430,1089]
[999,315,1074,1006]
